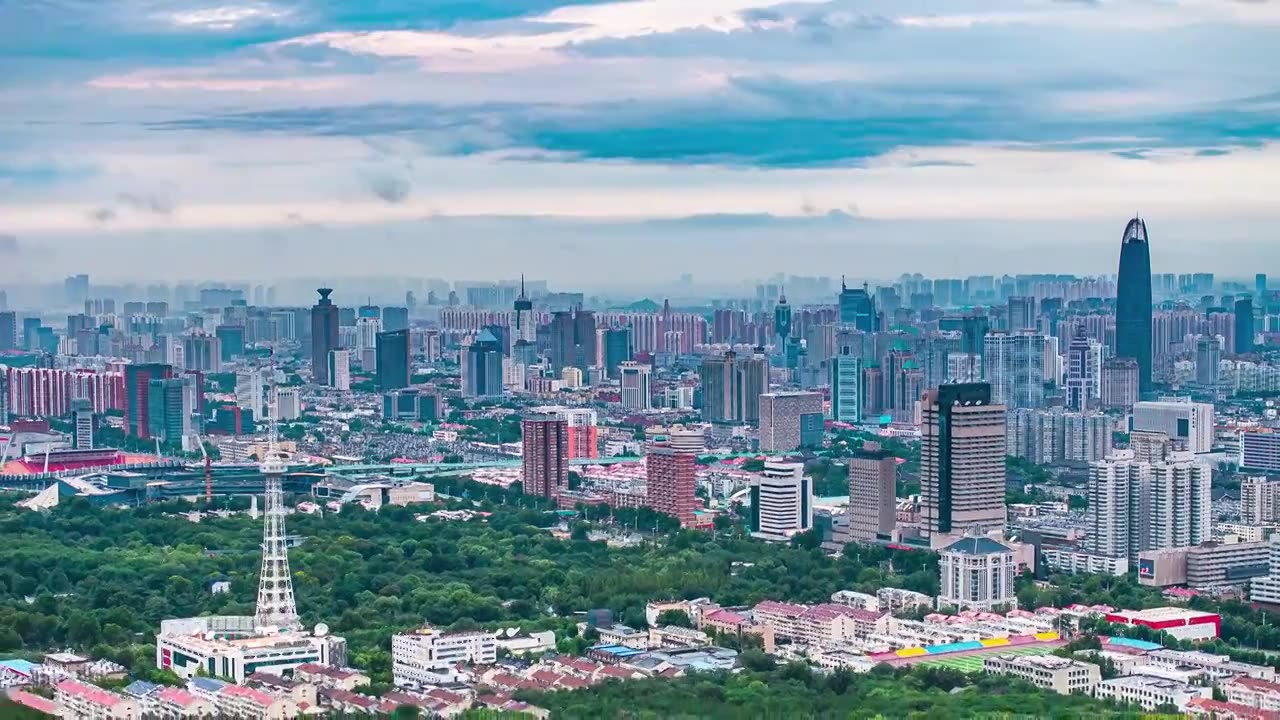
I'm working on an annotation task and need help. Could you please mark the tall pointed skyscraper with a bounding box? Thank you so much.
[773,290,792,347]
[1116,217,1153,393]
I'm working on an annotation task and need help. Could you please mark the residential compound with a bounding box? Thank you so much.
[1085,450,1211,563]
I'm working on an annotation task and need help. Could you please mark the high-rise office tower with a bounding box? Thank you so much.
[382,306,409,334]
[1065,327,1096,411]
[757,391,824,452]
[1007,296,1036,333]
[326,350,351,392]
[698,350,768,425]
[355,317,382,372]
[847,442,896,542]
[72,398,95,450]
[749,459,812,541]
[311,288,340,386]
[375,329,411,391]
[828,352,862,424]
[1195,336,1221,391]
[535,407,598,460]
[0,311,15,351]
[773,292,792,348]
[619,361,652,411]
[512,277,535,343]
[463,329,504,398]
[522,415,568,498]
[699,352,739,423]
[1101,357,1140,410]
[215,324,245,362]
[603,327,633,379]
[983,333,1046,409]
[1236,297,1255,354]
[1257,274,1268,298]
[1116,217,1153,393]
[147,375,198,444]
[549,309,597,374]
[838,278,876,332]
[738,351,768,424]
[647,428,701,527]
[920,383,1006,539]
[182,333,222,373]
[124,363,174,438]
[236,368,265,415]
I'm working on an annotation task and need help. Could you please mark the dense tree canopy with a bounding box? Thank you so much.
[0,487,938,685]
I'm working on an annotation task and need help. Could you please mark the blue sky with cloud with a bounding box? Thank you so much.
[1,0,1278,283]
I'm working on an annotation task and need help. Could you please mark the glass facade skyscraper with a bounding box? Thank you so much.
[1116,218,1153,393]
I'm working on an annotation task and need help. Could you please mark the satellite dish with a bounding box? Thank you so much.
[506,628,519,638]
[314,623,329,638]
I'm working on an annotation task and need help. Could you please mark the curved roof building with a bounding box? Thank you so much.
[1116,217,1153,393]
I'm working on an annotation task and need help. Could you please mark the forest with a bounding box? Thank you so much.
[0,487,937,686]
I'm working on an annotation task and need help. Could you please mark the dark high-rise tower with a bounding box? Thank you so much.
[311,288,340,386]
[838,277,876,332]
[1235,297,1254,355]
[1116,218,1153,393]
[773,291,792,347]
[375,329,411,390]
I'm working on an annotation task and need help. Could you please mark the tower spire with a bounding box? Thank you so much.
[255,353,299,632]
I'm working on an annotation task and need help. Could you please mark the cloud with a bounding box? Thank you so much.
[0,234,19,254]
[367,174,411,203]
[88,207,118,223]
[116,192,175,214]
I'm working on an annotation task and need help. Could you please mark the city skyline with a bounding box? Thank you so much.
[3,0,1279,281]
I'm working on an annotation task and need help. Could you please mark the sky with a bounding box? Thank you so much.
[2,0,1279,284]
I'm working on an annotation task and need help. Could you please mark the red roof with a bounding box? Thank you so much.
[754,600,807,617]
[57,680,125,709]
[7,689,60,715]
[157,688,203,709]
[598,666,634,680]
[221,683,276,708]
[1187,697,1280,720]
[704,608,748,625]
[1229,677,1280,695]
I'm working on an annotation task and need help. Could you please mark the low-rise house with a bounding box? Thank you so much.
[154,687,216,718]
[648,625,710,649]
[55,679,140,720]
[294,662,369,692]
[1226,677,1280,713]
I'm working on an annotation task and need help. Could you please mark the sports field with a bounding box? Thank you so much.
[910,644,1056,673]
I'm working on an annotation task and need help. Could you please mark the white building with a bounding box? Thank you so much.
[1241,476,1280,524]
[235,369,265,414]
[1132,398,1215,454]
[355,317,382,372]
[274,387,301,421]
[937,535,1018,612]
[328,350,351,391]
[1094,675,1211,711]
[391,627,497,689]
[619,362,652,411]
[828,354,861,424]
[1248,537,1280,607]
[983,654,1100,695]
[749,459,813,542]
[156,617,346,684]
[664,385,694,410]
[1041,549,1129,576]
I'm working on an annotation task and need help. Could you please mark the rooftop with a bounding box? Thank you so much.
[942,536,1013,556]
